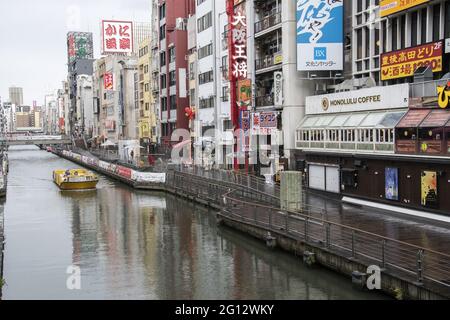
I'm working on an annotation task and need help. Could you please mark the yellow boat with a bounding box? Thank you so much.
[53,169,99,190]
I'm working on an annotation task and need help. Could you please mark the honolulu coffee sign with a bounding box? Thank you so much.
[306,83,409,115]
[324,94,381,108]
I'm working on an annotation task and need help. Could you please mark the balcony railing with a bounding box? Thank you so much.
[255,94,274,107]
[255,52,282,71]
[255,11,281,34]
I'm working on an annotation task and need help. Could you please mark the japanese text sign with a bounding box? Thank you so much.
[381,41,443,81]
[102,20,134,54]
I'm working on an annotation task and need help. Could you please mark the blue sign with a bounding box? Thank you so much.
[296,0,344,71]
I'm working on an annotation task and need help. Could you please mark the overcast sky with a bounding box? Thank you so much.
[0,0,150,106]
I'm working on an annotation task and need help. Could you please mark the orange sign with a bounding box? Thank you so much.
[381,41,443,81]
[380,0,429,17]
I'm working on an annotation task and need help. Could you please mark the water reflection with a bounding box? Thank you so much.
[2,146,388,299]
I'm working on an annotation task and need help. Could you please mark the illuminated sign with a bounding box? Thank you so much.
[296,0,344,71]
[437,81,450,109]
[380,0,429,17]
[101,20,134,54]
[381,41,443,81]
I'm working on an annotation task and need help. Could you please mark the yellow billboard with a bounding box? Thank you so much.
[381,41,443,81]
[380,0,429,17]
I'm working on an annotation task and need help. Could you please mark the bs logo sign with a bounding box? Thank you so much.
[314,47,327,60]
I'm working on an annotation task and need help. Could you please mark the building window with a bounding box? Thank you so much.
[400,15,406,49]
[169,95,177,110]
[446,1,450,38]
[169,46,176,63]
[391,17,397,50]
[160,52,166,66]
[160,25,166,40]
[161,97,168,111]
[411,11,418,47]
[159,3,166,20]
[190,89,196,106]
[199,96,214,109]
[145,83,149,92]
[221,86,229,102]
[160,74,167,89]
[169,71,176,86]
[433,4,441,42]
[189,62,195,80]
[198,43,213,59]
[145,103,149,111]
[197,12,212,33]
[199,70,213,85]
[420,8,427,44]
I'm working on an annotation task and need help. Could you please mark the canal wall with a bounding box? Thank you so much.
[52,148,448,300]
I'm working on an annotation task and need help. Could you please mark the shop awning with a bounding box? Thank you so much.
[396,109,431,128]
[297,110,407,130]
[419,109,450,128]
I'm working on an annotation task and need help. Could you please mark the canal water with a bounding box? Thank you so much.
[1,146,388,299]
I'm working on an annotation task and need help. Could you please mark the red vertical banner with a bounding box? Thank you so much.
[227,0,248,169]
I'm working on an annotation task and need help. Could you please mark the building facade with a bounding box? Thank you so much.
[158,0,195,146]
[8,87,23,106]
[294,0,450,215]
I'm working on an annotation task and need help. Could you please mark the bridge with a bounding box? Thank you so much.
[0,135,72,146]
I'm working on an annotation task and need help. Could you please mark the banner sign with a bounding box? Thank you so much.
[421,171,438,208]
[67,32,93,65]
[252,112,278,135]
[381,41,443,81]
[380,0,429,17]
[237,79,251,108]
[104,73,114,90]
[102,20,134,54]
[385,167,399,201]
[274,71,283,107]
[240,110,250,152]
[296,0,344,71]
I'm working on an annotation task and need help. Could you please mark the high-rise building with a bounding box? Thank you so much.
[133,22,152,56]
[138,38,152,150]
[158,0,196,146]
[9,87,23,106]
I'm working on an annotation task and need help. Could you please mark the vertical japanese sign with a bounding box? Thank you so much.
[102,20,134,54]
[228,0,247,128]
[104,73,114,90]
[296,0,344,71]
[381,41,443,81]
[274,71,283,107]
[67,32,94,65]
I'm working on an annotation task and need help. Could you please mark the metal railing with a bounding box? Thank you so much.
[220,189,450,297]
[410,78,449,98]
[255,53,282,71]
[166,167,450,297]
[255,12,281,34]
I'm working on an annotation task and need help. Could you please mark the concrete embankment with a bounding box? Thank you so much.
[53,148,449,300]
